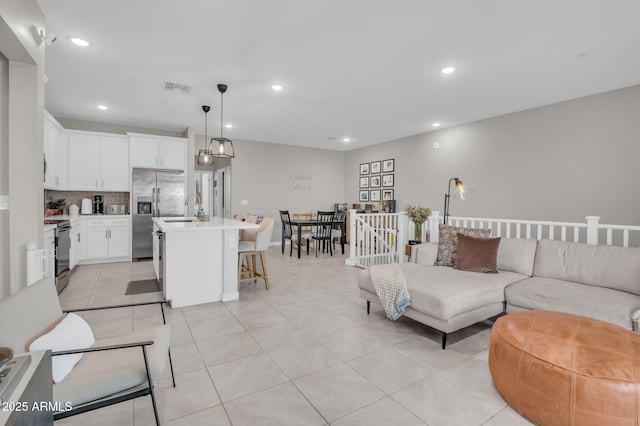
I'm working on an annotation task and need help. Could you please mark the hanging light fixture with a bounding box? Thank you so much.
[212,84,235,158]
[197,105,214,166]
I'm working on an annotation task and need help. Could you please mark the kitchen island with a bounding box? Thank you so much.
[153,217,259,307]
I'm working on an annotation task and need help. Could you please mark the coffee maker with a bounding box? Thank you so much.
[93,195,104,214]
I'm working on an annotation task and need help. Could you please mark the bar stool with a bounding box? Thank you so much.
[238,218,274,290]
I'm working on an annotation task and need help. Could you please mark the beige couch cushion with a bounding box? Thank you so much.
[506,277,640,329]
[497,238,538,276]
[533,239,640,296]
[359,263,528,320]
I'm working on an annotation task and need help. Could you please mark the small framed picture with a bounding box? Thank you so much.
[383,159,395,173]
[382,174,394,187]
[370,190,381,202]
[360,163,370,175]
[382,189,394,201]
[359,176,369,188]
[359,190,369,202]
[370,175,381,188]
[370,161,381,174]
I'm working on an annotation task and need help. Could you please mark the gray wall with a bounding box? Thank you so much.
[231,139,345,241]
[345,84,640,226]
[0,0,46,298]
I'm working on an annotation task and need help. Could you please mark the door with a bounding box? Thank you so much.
[156,171,185,217]
[100,137,130,191]
[68,134,100,190]
[108,225,129,258]
[159,140,185,170]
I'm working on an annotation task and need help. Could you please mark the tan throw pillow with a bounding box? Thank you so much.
[435,224,490,266]
[454,233,501,273]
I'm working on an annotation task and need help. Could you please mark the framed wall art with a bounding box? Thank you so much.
[370,175,381,188]
[382,189,394,201]
[382,174,394,187]
[359,176,369,188]
[370,189,381,202]
[360,163,370,175]
[383,159,395,173]
[359,190,369,202]
[370,161,381,174]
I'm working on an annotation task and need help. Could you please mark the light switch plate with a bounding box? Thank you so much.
[240,200,248,205]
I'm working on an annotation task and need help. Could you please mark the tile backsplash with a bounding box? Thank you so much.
[45,190,130,214]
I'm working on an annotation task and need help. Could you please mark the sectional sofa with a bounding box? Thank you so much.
[357,238,640,348]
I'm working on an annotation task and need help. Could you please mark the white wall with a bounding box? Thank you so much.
[0,0,46,298]
[345,84,640,226]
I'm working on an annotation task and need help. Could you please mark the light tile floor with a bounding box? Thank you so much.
[56,245,533,426]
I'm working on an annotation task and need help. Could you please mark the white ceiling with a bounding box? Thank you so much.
[37,0,640,151]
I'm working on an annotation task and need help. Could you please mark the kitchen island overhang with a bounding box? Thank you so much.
[153,217,259,307]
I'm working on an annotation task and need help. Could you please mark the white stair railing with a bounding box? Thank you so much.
[347,210,640,267]
[345,210,406,267]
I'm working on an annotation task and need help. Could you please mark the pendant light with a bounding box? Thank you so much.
[197,105,214,166]
[212,84,235,158]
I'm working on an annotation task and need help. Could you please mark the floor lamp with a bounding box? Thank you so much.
[443,177,465,224]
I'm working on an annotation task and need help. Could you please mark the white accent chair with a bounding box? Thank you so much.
[0,278,173,425]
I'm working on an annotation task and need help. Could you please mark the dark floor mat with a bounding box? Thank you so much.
[125,279,161,295]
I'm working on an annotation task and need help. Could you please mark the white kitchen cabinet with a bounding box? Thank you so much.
[68,132,129,191]
[44,112,68,190]
[70,219,86,270]
[129,134,186,170]
[85,217,131,261]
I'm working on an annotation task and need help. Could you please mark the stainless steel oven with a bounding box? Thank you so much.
[44,219,71,294]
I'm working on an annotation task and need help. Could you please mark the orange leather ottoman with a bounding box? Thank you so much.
[489,310,640,426]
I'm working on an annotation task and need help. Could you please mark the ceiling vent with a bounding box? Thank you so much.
[164,81,191,92]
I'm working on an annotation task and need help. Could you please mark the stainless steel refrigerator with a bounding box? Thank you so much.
[132,168,185,259]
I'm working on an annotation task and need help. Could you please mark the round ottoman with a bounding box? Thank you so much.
[489,310,640,426]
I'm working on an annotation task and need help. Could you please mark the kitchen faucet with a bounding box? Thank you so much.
[184,193,201,217]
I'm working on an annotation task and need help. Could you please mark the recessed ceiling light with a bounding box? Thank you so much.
[224,123,233,128]
[432,122,441,127]
[440,66,456,74]
[342,138,351,143]
[97,105,108,110]
[70,37,90,47]
[271,84,284,91]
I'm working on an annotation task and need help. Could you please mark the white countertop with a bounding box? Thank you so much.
[44,223,57,232]
[46,214,131,221]
[154,216,259,232]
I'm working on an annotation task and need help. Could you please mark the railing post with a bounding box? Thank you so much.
[586,216,601,245]
[398,212,407,263]
[429,211,441,244]
[345,209,358,266]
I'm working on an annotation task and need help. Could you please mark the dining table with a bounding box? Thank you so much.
[288,216,346,258]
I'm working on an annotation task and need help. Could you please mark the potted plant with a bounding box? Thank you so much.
[406,204,431,243]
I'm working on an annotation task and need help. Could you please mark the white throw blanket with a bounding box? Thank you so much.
[369,263,411,320]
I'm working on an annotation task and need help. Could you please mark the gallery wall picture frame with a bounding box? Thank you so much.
[370,175,381,188]
[383,159,395,173]
[382,189,394,201]
[370,161,381,174]
[359,190,369,202]
[382,174,394,187]
[370,189,381,202]
[360,163,370,175]
[359,176,369,188]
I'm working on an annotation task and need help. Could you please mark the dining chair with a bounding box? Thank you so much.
[292,212,314,252]
[279,210,294,256]
[331,209,347,252]
[312,211,336,256]
[238,217,274,290]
